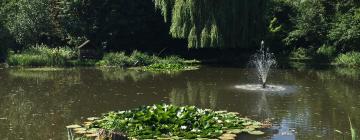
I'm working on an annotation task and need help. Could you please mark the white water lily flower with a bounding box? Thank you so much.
[176,111,183,118]
[152,105,157,109]
[191,128,200,132]
[164,104,169,111]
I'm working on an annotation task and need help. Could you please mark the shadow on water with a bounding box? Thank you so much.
[0,66,359,139]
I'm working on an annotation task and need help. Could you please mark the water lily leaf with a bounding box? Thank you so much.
[87,117,100,121]
[67,104,265,139]
[66,124,81,129]
[248,131,264,135]
[75,130,87,134]
[85,133,98,137]
[227,129,242,134]
[74,128,87,131]
[218,133,236,140]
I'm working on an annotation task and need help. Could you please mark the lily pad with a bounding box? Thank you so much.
[248,131,265,135]
[66,124,81,129]
[67,104,266,139]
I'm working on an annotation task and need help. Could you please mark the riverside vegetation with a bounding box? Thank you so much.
[1,0,360,68]
[7,44,198,71]
[66,104,267,140]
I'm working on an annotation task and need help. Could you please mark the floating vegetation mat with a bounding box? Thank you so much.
[67,104,269,140]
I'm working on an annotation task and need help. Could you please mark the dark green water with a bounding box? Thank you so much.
[0,67,359,140]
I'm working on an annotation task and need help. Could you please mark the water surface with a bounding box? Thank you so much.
[0,67,359,140]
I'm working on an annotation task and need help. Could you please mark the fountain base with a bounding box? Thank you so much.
[234,84,297,93]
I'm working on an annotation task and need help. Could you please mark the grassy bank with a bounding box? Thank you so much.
[6,45,198,71]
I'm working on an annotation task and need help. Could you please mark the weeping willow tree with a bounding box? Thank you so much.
[154,0,267,48]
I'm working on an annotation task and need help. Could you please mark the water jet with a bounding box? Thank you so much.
[251,41,276,88]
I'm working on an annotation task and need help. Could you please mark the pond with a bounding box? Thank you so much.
[0,66,359,140]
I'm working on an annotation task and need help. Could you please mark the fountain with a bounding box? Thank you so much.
[234,41,296,93]
[251,41,276,88]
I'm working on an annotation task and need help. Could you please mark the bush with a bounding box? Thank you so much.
[97,52,132,67]
[129,50,157,66]
[8,44,76,66]
[328,8,360,51]
[316,45,337,58]
[145,56,187,71]
[97,51,192,71]
[283,0,328,49]
[290,47,311,60]
[335,52,360,67]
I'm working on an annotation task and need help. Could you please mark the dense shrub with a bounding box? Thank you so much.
[97,52,133,67]
[335,52,360,67]
[328,8,360,51]
[283,0,328,49]
[145,56,187,71]
[290,48,311,60]
[129,51,157,66]
[316,45,337,58]
[0,0,61,48]
[97,51,191,71]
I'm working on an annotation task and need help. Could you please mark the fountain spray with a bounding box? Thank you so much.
[251,41,276,88]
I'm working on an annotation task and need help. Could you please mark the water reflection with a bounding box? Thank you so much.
[99,68,156,82]
[0,67,359,140]
[169,81,218,109]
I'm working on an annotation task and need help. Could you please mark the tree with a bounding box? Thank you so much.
[153,0,267,48]
[0,0,61,48]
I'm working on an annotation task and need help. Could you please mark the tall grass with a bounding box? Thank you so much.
[8,44,76,66]
[349,116,357,140]
[335,52,360,67]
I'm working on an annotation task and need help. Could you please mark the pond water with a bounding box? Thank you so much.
[0,66,359,140]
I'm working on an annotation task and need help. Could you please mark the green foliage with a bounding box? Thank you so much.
[8,44,76,66]
[97,52,132,67]
[290,48,311,60]
[97,51,192,71]
[328,8,360,51]
[0,0,61,47]
[266,0,360,61]
[265,0,296,52]
[70,104,264,139]
[129,51,157,66]
[283,0,328,48]
[8,54,48,66]
[145,56,188,71]
[316,45,337,58]
[335,52,360,67]
[154,0,266,48]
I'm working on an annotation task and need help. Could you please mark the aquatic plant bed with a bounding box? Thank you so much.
[67,104,266,140]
